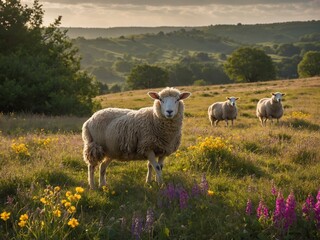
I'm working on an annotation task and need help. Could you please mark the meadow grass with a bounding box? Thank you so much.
[0,77,320,239]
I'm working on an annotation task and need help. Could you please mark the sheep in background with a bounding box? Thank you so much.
[256,92,285,127]
[82,87,191,189]
[208,97,239,127]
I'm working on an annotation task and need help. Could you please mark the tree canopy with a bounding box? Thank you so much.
[298,51,320,78]
[224,47,276,83]
[126,64,168,90]
[0,0,100,116]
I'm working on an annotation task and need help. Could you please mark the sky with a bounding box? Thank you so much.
[22,0,320,28]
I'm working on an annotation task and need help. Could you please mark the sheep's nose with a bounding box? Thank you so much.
[166,110,173,115]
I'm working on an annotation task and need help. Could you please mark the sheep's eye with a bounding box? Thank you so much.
[159,98,164,103]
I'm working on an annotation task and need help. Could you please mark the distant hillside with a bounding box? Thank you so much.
[62,26,196,39]
[69,21,320,87]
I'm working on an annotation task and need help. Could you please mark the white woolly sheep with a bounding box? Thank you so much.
[82,87,191,189]
[256,92,285,127]
[208,97,239,126]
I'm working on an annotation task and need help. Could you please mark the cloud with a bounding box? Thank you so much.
[21,0,320,27]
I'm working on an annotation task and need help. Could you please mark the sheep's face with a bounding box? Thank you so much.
[148,89,191,119]
[272,92,285,103]
[227,97,239,107]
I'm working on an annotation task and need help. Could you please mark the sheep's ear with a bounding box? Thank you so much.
[148,92,160,100]
[226,97,230,100]
[179,92,191,100]
[272,93,275,96]
[282,93,285,96]
[236,97,239,100]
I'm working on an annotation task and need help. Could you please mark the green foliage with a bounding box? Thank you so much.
[224,47,276,82]
[298,51,320,77]
[126,64,168,90]
[0,0,100,116]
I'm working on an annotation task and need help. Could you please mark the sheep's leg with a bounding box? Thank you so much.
[99,158,112,188]
[214,120,219,126]
[147,151,162,184]
[231,119,234,126]
[157,156,166,181]
[88,164,95,189]
[225,119,228,127]
[146,162,153,183]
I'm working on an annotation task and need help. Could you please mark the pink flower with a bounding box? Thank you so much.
[273,191,286,229]
[302,194,315,221]
[284,192,296,230]
[257,199,269,220]
[246,199,253,216]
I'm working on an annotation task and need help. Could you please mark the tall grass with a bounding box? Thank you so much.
[0,77,320,239]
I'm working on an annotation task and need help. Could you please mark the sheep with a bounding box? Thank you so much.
[208,97,239,127]
[256,92,285,127]
[82,87,191,189]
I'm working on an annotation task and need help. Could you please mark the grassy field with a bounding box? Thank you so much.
[0,77,320,239]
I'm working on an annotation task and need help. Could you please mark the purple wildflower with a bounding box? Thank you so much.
[302,194,315,221]
[191,182,201,197]
[131,216,143,240]
[179,188,189,210]
[314,190,320,228]
[199,174,209,194]
[166,183,176,202]
[271,182,277,196]
[245,199,253,216]
[257,199,269,220]
[145,208,155,232]
[273,191,286,228]
[284,192,296,230]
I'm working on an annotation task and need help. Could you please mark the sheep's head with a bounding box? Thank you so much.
[271,92,285,103]
[148,87,191,119]
[226,97,239,107]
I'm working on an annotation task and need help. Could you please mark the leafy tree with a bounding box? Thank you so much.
[276,44,301,57]
[168,64,194,86]
[126,64,168,90]
[298,51,320,78]
[0,0,100,115]
[224,47,276,83]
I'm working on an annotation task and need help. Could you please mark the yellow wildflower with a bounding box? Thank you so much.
[68,218,79,228]
[111,191,116,195]
[0,211,10,221]
[65,191,72,197]
[64,202,71,208]
[102,186,109,193]
[18,220,27,228]
[68,206,76,214]
[74,193,81,200]
[61,199,67,204]
[207,190,214,196]
[19,214,28,221]
[40,197,47,204]
[75,187,84,193]
[53,209,61,217]
[54,186,61,192]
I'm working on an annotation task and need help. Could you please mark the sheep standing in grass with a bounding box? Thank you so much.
[208,97,239,127]
[256,92,285,127]
[82,87,191,189]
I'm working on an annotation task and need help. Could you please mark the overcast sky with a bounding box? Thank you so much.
[22,0,320,28]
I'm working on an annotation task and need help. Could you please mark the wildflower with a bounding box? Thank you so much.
[18,221,27,228]
[179,188,189,210]
[61,199,67,204]
[257,200,269,221]
[68,218,79,228]
[314,190,320,228]
[0,211,10,221]
[75,187,84,193]
[273,192,286,228]
[111,191,116,195]
[199,174,209,194]
[145,208,155,232]
[65,191,72,197]
[40,197,47,204]
[53,209,61,217]
[207,190,214,196]
[191,182,201,197]
[74,193,81,200]
[302,194,315,221]
[102,186,109,193]
[166,183,176,201]
[68,206,76,214]
[284,192,296,230]
[54,186,61,192]
[131,216,143,240]
[64,201,71,208]
[271,181,277,196]
[19,214,28,221]
[245,199,253,216]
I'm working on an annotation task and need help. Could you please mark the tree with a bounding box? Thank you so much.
[126,64,168,90]
[224,47,276,83]
[298,51,320,78]
[0,0,100,115]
